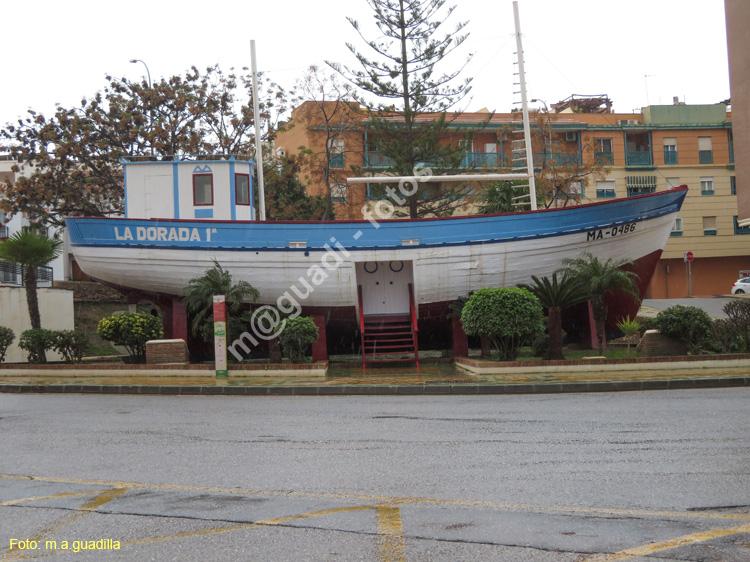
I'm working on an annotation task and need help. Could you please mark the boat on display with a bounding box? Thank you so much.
[66,185,686,315]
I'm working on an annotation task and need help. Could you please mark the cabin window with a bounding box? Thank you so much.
[235,174,250,205]
[193,174,213,206]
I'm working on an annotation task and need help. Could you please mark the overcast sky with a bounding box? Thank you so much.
[1,0,728,126]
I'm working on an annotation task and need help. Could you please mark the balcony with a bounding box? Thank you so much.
[0,261,53,288]
[625,150,653,167]
[365,151,395,169]
[534,152,581,167]
[461,152,506,168]
[594,151,614,165]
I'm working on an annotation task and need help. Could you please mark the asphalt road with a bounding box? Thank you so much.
[0,390,748,561]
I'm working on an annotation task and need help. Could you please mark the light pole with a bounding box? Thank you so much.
[130,59,154,156]
[129,59,152,87]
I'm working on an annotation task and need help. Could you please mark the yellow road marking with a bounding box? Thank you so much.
[2,488,126,561]
[0,490,98,507]
[1,473,746,523]
[584,522,750,561]
[376,506,407,562]
[123,505,374,547]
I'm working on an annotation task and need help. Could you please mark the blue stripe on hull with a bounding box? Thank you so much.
[66,188,686,252]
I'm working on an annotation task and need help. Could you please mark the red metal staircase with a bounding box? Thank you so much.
[358,284,420,368]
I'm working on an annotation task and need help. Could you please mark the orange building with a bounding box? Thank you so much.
[276,98,748,298]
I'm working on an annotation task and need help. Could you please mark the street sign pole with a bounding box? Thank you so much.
[213,295,228,378]
[684,251,694,297]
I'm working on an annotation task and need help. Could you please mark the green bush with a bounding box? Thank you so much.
[655,305,712,354]
[52,330,89,363]
[18,329,55,363]
[460,287,544,360]
[97,312,163,362]
[0,326,15,363]
[635,316,658,334]
[723,300,750,352]
[710,319,742,354]
[279,316,319,363]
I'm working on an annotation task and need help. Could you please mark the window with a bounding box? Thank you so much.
[193,174,213,206]
[331,182,347,203]
[703,216,717,236]
[595,138,613,164]
[698,137,713,164]
[671,216,683,237]
[328,139,345,169]
[666,177,681,188]
[663,137,677,165]
[734,216,750,235]
[626,175,657,197]
[700,177,714,196]
[235,174,250,205]
[731,176,737,195]
[595,180,616,199]
[569,180,583,198]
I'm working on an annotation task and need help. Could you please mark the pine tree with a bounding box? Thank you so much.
[329,0,473,217]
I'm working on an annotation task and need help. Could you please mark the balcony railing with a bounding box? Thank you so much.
[625,150,653,167]
[0,261,53,288]
[460,152,506,168]
[699,150,714,164]
[534,152,581,167]
[365,151,395,169]
[594,151,614,165]
[663,149,678,165]
[0,226,9,239]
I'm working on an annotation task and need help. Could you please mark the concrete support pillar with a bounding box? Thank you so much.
[451,315,468,358]
[311,314,328,362]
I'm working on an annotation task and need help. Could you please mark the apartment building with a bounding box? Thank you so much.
[276,98,746,298]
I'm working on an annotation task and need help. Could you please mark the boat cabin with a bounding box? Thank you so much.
[123,157,255,221]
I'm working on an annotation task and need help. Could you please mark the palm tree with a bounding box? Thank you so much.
[184,261,259,343]
[522,272,589,360]
[0,229,62,329]
[563,253,640,353]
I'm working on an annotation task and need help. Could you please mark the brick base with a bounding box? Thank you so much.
[146,339,189,364]
[638,330,687,357]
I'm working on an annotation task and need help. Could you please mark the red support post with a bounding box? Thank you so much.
[171,297,188,343]
[358,285,366,370]
[451,314,469,358]
[587,300,599,350]
[310,314,328,362]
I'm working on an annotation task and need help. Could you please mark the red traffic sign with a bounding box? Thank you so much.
[684,251,694,263]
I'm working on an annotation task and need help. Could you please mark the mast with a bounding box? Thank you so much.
[512,1,537,210]
[250,40,267,221]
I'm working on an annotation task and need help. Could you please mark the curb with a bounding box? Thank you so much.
[0,377,748,396]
